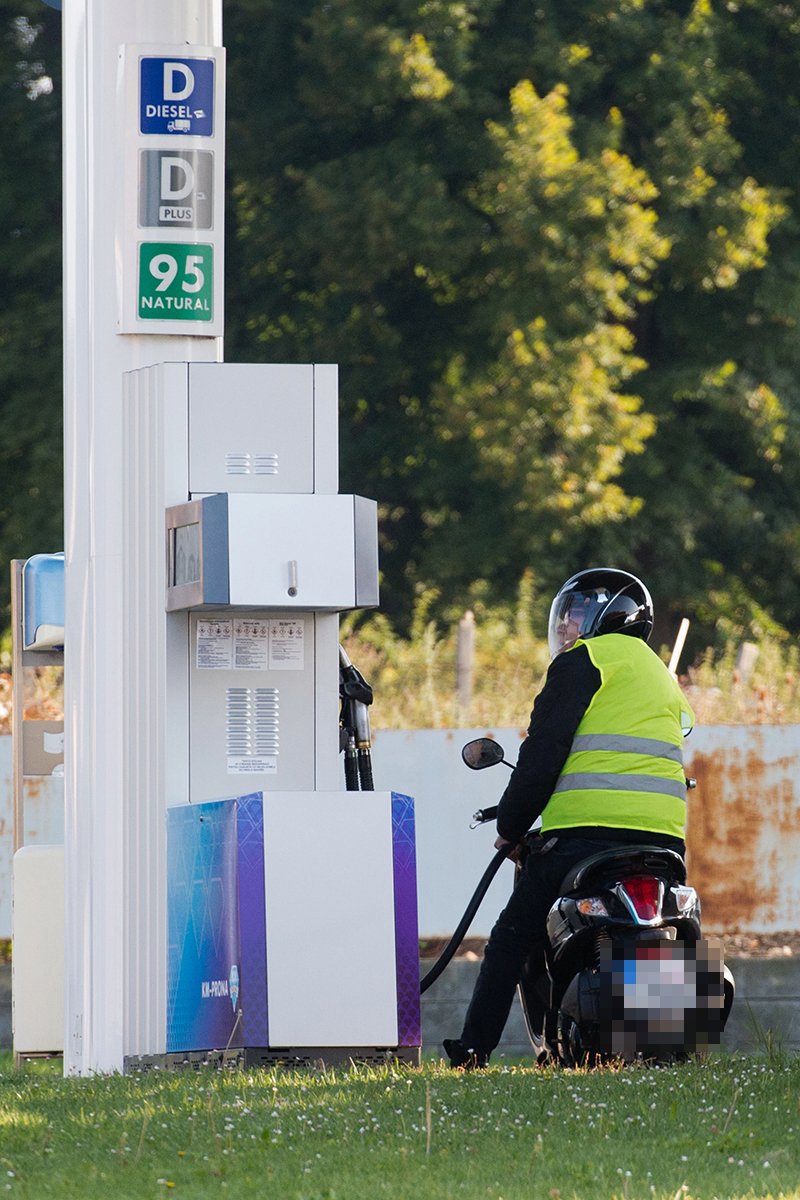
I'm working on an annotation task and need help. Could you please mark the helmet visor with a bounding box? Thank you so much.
[547,588,612,658]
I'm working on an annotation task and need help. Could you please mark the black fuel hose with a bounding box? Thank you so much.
[419,844,512,994]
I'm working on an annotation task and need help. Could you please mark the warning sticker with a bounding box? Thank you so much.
[233,619,269,670]
[196,618,305,671]
[269,619,305,670]
[196,619,232,669]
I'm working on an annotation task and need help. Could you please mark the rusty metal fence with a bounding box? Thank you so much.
[369,725,800,938]
[686,726,800,932]
[1,725,799,939]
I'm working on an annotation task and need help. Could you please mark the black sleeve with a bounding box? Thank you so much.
[496,644,601,842]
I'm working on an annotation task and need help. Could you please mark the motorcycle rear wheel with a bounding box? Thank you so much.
[556,1012,610,1068]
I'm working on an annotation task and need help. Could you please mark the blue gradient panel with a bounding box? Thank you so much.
[167,795,264,1052]
[391,793,421,1046]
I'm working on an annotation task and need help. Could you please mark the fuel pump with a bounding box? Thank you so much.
[120,361,420,1069]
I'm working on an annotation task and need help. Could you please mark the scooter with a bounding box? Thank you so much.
[443,737,735,1065]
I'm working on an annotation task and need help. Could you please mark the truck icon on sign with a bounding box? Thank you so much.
[167,118,191,132]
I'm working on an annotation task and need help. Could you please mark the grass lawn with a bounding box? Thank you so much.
[0,1051,798,1199]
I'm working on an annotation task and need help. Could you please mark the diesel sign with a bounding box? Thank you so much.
[138,149,214,229]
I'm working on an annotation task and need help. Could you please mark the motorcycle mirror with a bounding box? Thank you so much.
[462,738,507,770]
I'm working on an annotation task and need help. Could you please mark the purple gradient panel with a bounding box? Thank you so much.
[391,792,421,1046]
[236,794,269,1045]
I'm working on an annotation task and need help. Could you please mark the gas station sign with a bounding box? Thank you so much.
[139,56,215,136]
[139,150,214,228]
[138,242,214,321]
[118,44,225,336]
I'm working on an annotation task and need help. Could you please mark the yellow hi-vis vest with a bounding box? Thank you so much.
[540,633,695,841]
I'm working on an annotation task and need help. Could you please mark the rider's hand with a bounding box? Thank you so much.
[495,835,523,864]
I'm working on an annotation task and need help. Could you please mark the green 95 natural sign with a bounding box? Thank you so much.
[138,242,213,321]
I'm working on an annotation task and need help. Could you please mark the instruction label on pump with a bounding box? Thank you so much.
[196,619,304,671]
[233,619,269,670]
[268,619,305,670]
[196,619,233,669]
[228,756,278,775]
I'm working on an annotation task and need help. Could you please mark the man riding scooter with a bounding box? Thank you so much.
[444,567,695,1068]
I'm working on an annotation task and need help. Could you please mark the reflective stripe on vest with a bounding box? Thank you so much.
[552,772,687,800]
[569,733,684,765]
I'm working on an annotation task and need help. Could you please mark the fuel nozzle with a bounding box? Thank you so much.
[339,644,375,791]
[339,644,374,707]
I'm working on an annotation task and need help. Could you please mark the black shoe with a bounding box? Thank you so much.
[443,1038,489,1070]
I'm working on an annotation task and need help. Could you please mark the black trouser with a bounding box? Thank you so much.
[458,835,630,1058]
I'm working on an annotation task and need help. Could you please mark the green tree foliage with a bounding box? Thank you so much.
[224,0,798,644]
[0,2,62,620]
[2,1,800,653]
[547,0,797,644]
[224,0,671,614]
[225,0,673,618]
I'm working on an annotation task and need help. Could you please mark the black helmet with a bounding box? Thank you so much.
[547,567,654,658]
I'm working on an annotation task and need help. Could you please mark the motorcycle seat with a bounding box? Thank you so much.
[559,844,687,894]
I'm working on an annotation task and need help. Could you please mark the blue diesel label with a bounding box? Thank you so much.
[140,56,215,136]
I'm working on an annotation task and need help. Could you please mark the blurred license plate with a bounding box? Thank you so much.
[622,946,695,1013]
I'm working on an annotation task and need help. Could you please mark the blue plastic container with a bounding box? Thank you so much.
[22,552,65,651]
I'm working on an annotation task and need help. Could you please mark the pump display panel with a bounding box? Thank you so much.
[165,495,229,611]
[172,522,200,587]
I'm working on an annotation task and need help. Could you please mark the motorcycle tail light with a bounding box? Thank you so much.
[622,876,661,921]
[576,896,608,917]
[671,885,698,913]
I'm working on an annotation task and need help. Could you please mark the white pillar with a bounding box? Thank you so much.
[62,0,223,1074]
